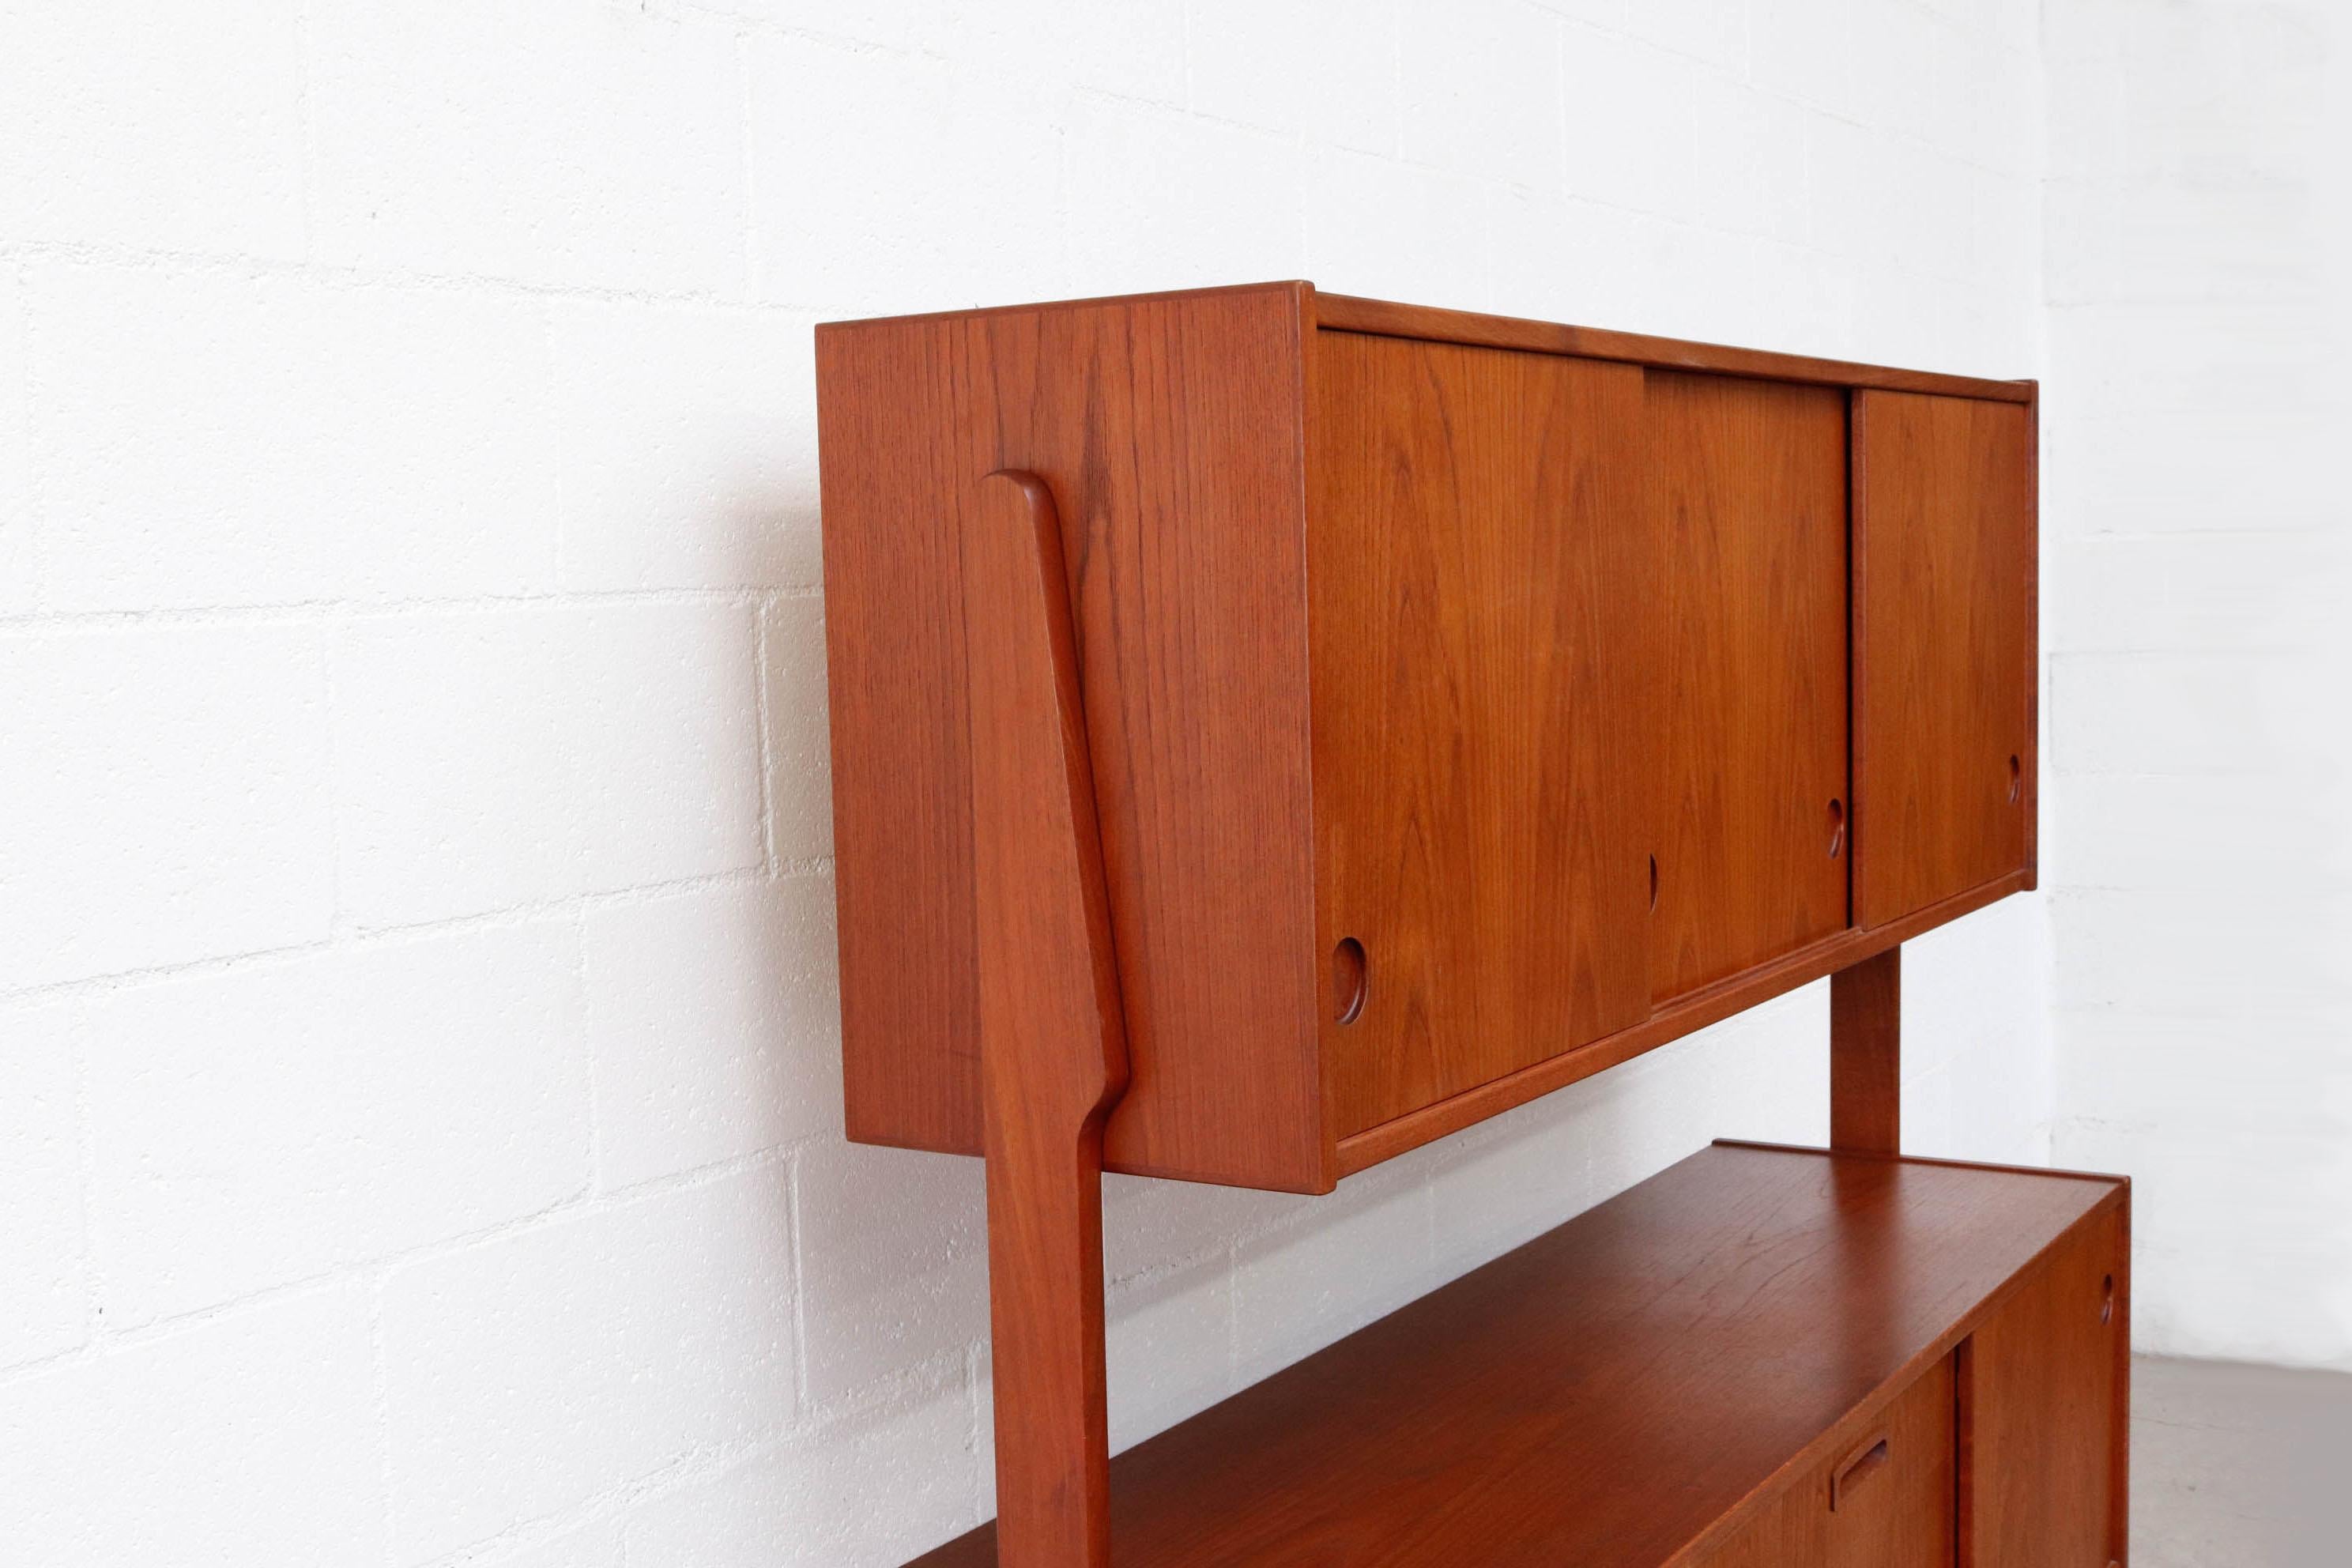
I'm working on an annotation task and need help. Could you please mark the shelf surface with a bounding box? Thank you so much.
[909,1142,2122,1566]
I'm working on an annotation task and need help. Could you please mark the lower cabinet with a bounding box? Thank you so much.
[910,1146,2127,1567]
[1702,1204,2127,1568]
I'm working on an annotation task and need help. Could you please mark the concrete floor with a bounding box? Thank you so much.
[2132,1356,2352,1566]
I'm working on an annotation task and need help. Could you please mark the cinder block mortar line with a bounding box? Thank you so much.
[414,1339,978,1568]
[409,1430,775,1568]
[418,1346,986,1568]
[1105,1236,1236,1295]
[323,627,350,940]
[1550,11,2029,180]
[533,292,567,602]
[657,0,923,62]
[292,0,320,264]
[964,1342,991,1524]
[0,235,756,312]
[0,1143,813,1393]
[2046,634,2332,658]
[0,146,2005,334]
[66,1006,100,1363]
[10,257,49,611]
[403,1343,976,1568]
[755,592,778,876]
[785,1146,812,1417]
[573,913,608,1198]
[371,1287,398,1568]
[2045,524,2337,545]
[0,859,831,1018]
[0,935,339,1012]
[0,584,825,635]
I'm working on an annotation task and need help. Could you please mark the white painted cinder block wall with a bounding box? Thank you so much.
[3,3,2053,1563]
[2042,0,2352,1373]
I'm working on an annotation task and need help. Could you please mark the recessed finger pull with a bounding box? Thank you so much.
[2008,754,2022,803]
[1830,1435,1890,1511]
[1827,798,1845,859]
[1648,854,1659,910]
[1332,938,1368,1026]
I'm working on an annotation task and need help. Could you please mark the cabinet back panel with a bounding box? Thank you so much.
[1307,330,1655,1137]
[1853,391,2034,927]
[1647,371,1852,1002]
[817,285,1327,1189]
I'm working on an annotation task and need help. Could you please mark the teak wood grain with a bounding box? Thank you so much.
[960,472,1128,1567]
[1962,1204,2129,1567]
[1645,370,1849,1003]
[1335,871,2023,1175]
[1700,1355,1955,1567]
[1853,390,2036,929]
[907,1144,2126,1567]
[1832,946,1903,1155]
[817,284,1327,1192]
[818,283,2041,1193]
[1307,331,1654,1136]
[841,284,2035,406]
[1285,290,2033,404]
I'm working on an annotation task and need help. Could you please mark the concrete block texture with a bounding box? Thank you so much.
[2043,0,2352,1376]
[24,0,2282,1559]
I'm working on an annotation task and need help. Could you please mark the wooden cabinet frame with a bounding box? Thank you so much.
[816,285,2108,1567]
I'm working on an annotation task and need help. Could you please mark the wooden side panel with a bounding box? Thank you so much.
[1962,1204,2127,1567]
[817,318,981,1161]
[1647,371,1849,1001]
[1853,392,2035,928]
[816,285,1328,1191]
[1702,1355,1956,1568]
[1307,331,1654,1137]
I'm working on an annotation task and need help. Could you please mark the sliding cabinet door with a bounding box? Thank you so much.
[1853,391,2035,928]
[1962,1207,2126,1566]
[1647,371,1850,1001]
[1309,332,1654,1136]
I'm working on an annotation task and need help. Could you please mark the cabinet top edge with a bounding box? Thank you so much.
[813,279,1312,334]
[814,282,2035,404]
[1315,292,2037,404]
[1712,1140,2132,1199]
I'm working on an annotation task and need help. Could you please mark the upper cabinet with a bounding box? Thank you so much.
[816,284,2038,1194]
[1853,391,2037,929]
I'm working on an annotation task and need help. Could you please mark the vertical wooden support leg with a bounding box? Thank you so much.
[960,469,1130,1568]
[1830,944,1902,1155]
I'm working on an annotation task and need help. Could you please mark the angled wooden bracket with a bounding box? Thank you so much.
[959,469,1131,1567]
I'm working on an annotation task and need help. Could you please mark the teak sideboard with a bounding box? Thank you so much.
[815,282,2125,1567]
